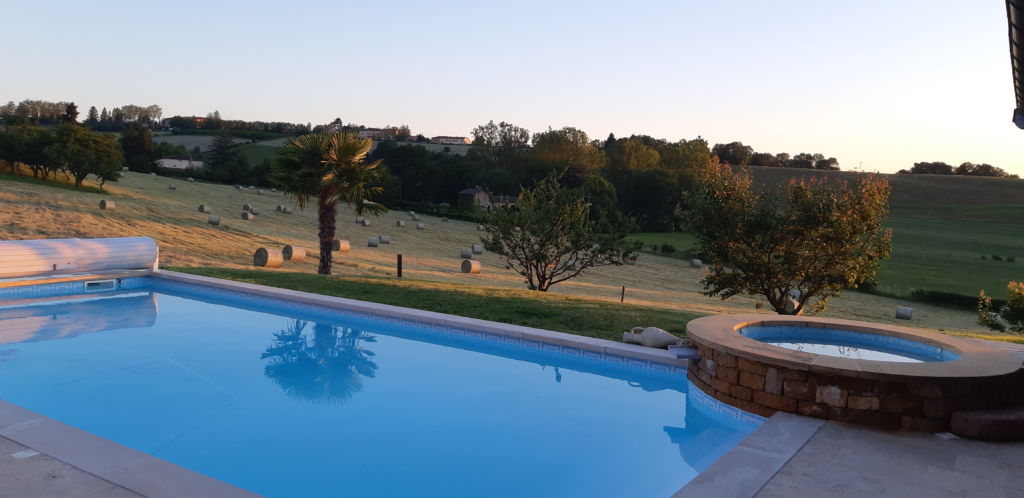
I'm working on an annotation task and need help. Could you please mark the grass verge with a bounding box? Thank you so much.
[169,267,701,341]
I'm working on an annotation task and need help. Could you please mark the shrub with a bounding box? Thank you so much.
[1009,256,1016,263]
[978,282,1024,333]
[993,255,1003,261]
[660,244,676,255]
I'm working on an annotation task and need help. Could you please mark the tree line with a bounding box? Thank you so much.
[0,124,122,188]
[898,161,1018,178]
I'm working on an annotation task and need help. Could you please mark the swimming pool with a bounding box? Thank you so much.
[739,325,960,363]
[0,275,758,497]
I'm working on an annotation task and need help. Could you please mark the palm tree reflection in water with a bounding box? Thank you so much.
[261,320,378,405]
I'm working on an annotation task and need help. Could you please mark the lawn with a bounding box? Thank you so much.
[170,267,700,340]
[236,142,281,165]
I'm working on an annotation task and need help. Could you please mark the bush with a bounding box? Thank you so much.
[1009,256,1016,263]
[910,289,1007,311]
[993,255,1003,261]
[979,282,1024,333]
[660,244,676,255]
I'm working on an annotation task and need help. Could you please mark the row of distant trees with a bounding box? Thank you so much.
[711,141,840,171]
[898,161,1017,178]
[0,124,123,188]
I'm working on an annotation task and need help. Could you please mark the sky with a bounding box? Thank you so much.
[4,0,1021,175]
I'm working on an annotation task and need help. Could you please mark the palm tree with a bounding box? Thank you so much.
[273,131,386,274]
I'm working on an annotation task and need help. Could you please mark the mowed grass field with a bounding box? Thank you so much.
[151,134,251,152]
[0,168,1009,339]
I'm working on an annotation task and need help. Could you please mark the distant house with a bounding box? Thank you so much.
[431,136,471,145]
[457,186,516,212]
[357,128,387,140]
[155,157,203,170]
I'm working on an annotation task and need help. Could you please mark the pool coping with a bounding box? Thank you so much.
[0,269,781,497]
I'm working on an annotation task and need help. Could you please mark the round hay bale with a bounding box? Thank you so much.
[198,204,211,213]
[275,205,282,212]
[379,235,391,244]
[283,207,293,214]
[416,223,425,230]
[243,204,253,211]
[689,259,703,268]
[254,247,284,268]
[412,215,421,221]
[477,225,484,231]
[249,207,259,215]
[241,212,255,221]
[367,237,379,248]
[461,259,481,274]
[256,189,263,195]
[99,200,115,210]
[355,216,365,224]
[187,177,195,183]
[168,185,176,190]
[332,239,350,252]
[234,185,241,190]
[282,245,306,262]
[895,306,914,320]
[408,211,416,217]
[442,217,449,222]
[460,248,473,259]
[472,244,484,255]
[396,220,405,227]
[360,219,371,227]
[208,215,220,226]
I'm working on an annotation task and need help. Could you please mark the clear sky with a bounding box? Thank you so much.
[4,0,1021,174]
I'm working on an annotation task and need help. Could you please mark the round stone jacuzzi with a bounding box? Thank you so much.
[686,315,1023,432]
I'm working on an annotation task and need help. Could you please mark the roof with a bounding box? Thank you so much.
[1009,0,1024,128]
[458,187,486,195]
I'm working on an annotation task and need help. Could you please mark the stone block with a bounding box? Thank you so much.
[738,357,769,375]
[753,391,797,412]
[784,380,815,401]
[700,357,716,376]
[765,368,783,395]
[848,395,881,411]
[711,377,732,394]
[923,398,952,418]
[951,407,1024,441]
[714,350,737,368]
[879,394,923,416]
[907,382,943,398]
[729,384,753,401]
[798,401,829,418]
[740,370,766,390]
[780,369,808,381]
[834,376,876,395]
[816,385,848,408]
[716,366,739,385]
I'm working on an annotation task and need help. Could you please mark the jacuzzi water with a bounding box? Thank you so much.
[740,326,960,363]
[0,278,758,497]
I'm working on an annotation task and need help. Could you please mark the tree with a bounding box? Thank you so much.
[62,102,78,123]
[978,282,1024,333]
[46,125,123,187]
[480,170,638,292]
[119,124,155,172]
[85,106,99,125]
[206,133,237,181]
[686,162,892,314]
[712,142,753,166]
[99,107,110,124]
[274,132,387,275]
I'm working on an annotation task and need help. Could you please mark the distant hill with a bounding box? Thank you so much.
[749,166,1024,223]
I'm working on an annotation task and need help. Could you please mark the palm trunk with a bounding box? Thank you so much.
[317,192,337,275]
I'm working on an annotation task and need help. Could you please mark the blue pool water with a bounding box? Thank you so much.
[0,278,757,497]
[740,326,960,363]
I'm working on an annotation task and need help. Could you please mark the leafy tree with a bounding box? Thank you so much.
[7,126,55,178]
[119,124,155,172]
[712,141,753,166]
[46,125,123,187]
[978,282,1024,333]
[274,132,387,275]
[531,127,606,177]
[480,170,638,292]
[62,102,78,123]
[686,162,892,314]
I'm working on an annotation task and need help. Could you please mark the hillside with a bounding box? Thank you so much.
[0,171,995,336]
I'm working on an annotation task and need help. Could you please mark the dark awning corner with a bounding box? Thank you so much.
[1009,0,1023,128]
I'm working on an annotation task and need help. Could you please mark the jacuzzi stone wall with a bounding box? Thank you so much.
[686,315,1024,432]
